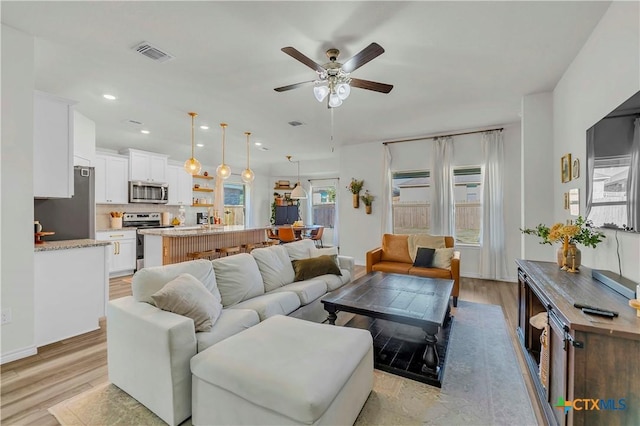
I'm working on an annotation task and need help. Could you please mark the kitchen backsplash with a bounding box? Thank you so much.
[96,204,206,229]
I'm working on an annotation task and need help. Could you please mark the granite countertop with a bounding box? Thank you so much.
[34,239,112,252]
[138,225,270,237]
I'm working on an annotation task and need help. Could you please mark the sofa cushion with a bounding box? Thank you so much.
[151,273,223,332]
[408,266,453,279]
[229,292,301,321]
[132,259,221,305]
[407,234,446,262]
[292,255,342,282]
[196,308,260,352]
[432,247,455,270]
[372,261,412,274]
[273,279,327,305]
[380,234,411,263]
[413,247,436,268]
[316,269,351,291]
[251,245,295,291]
[283,239,316,260]
[212,253,264,307]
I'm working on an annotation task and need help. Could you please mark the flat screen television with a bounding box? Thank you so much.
[586,90,640,232]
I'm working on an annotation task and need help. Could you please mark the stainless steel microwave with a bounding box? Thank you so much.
[129,181,169,204]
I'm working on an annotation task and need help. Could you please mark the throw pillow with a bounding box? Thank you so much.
[309,246,340,266]
[413,247,436,268]
[151,273,223,332]
[291,255,342,282]
[432,247,455,270]
[408,234,446,262]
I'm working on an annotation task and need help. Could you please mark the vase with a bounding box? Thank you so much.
[365,205,372,214]
[556,244,581,270]
[353,194,359,208]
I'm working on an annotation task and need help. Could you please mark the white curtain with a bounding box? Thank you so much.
[585,126,596,219]
[381,145,393,234]
[332,180,340,248]
[479,130,508,280]
[627,118,640,230]
[431,137,455,236]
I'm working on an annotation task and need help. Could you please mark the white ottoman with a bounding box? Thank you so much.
[190,315,373,425]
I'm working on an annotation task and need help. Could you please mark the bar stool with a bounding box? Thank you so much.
[186,250,217,260]
[241,243,258,253]
[216,246,241,257]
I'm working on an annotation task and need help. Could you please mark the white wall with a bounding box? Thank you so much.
[1,24,37,363]
[521,92,555,262]
[553,1,640,283]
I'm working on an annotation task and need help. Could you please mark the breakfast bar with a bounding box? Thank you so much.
[139,225,271,267]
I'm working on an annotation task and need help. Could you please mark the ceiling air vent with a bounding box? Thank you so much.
[132,41,175,63]
[125,119,143,126]
[288,121,304,127]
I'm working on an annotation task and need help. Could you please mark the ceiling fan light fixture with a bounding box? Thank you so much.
[313,84,329,102]
[216,123,231,180]
[328,93,343,108]
[184,112,202,176]
[336,83,351,100]
[241,131,255,184]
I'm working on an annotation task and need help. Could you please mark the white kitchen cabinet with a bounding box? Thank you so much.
[122,148,168,183]
[33,91,76,198]
[96,230,137,276]
[95,154,129,204]
[73,111,96,167]
[34,245,109,347]
[166,165,193,205]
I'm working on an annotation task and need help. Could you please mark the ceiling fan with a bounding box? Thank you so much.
[274,42,393,108]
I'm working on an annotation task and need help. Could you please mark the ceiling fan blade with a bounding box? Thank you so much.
[350,78,394,94]
[341,43,385,73]
[281,47,325,73]
[274,80,316,92]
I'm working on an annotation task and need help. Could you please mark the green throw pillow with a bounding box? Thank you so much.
[291,255,342,282]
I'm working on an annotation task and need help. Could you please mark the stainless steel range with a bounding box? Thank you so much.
[123,212,173,270]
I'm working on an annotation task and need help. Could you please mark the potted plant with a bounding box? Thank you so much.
[347,178,364,208]
[360,190,374,214]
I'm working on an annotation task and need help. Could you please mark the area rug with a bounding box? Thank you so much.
[49,301,537,426]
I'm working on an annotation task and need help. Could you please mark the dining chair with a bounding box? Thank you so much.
[278,226,298,243]
[309,226,324,247]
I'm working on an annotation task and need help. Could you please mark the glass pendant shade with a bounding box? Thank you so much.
[313,84,330,102]
[216,123,231,179]
[328,93,343,108]
[241,131,255,183]
[336,83,351,100]
[184,112,202,175]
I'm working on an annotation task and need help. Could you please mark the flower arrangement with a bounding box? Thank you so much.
[346,178,364,194]
[360,190,375,206]
[520,216,605,249]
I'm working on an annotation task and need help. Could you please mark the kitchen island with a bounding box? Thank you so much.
[139,225,271,267]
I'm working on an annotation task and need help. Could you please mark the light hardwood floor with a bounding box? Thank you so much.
[1,269,544,425]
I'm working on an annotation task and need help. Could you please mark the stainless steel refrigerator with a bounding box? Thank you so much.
[34,166,95,241]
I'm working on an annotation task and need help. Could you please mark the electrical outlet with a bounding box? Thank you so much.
[1,308,12,325]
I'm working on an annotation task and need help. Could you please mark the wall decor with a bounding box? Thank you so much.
[561,153,572,183]
[564,192,570,210]
[569,188,580,216]
[572,158,580,179]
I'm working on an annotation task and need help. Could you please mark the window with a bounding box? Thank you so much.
[311,185,335,228]
[391,171,431,234]
[223,183,245,225]
[588,155,630,227]
[454,167,482,244]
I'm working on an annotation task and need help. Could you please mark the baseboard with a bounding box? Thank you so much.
[0,345,37,365]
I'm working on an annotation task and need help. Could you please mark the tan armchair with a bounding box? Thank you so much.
[366,234,460,307]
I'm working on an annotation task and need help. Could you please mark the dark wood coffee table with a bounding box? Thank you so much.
[321,272,454,386]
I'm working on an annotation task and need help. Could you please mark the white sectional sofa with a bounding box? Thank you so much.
[107,239,354,426]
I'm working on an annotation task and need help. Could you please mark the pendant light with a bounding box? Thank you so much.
[216,123,231,179]
[183,112,202,175]
[287,155,307,199]
[241,131,255,183]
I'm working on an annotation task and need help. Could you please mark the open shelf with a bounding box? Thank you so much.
[193,174,214,180]
[192,203,214,207]
[193,188,214,192]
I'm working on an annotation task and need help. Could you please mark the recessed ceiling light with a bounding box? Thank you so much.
[254,142,262,146]
[103,94,117,100]
[196,143,204,147]
[200,125,209,130]
[140,130,150,134]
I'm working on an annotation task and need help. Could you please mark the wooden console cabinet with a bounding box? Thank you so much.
[516,260,639,425]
